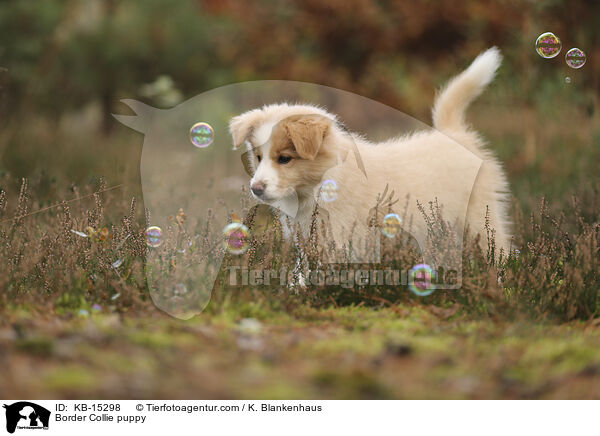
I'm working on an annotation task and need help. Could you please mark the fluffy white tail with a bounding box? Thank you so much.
[432,47,502,132]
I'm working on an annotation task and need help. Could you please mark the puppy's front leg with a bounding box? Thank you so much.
[278,214,308,289]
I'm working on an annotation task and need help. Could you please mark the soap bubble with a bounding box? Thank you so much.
[381,213,402,238]
[320,179,338,202]
[565,77,572,84]
[223,222,249,254]
[77,309,90,318]
[91,304,102,312]
[189,122,214,148]
[565,48,586,69]
[535,32,562,59]
[408,264,436,296]
[145,226,163,248]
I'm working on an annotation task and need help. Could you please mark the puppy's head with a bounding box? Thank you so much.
[230,108,341,204]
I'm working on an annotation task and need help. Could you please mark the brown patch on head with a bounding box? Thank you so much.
[269,122,299,161]
[275,114,330,160]
[263,114,337,199]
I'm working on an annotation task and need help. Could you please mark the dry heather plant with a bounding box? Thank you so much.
[0,175,598,322]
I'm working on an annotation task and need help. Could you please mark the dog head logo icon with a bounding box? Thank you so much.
[3,402,50,434]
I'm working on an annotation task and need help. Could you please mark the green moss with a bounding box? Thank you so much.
[312,369,393,399]
[15,336,54,356]
[43,366,99,392]
[304,333,385,358]
[127,330,177,349]
[520,338,600,375]
[4,300,600,399]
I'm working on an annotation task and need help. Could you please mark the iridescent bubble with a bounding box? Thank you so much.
[320,179,338,202]
[381,213,402,238]
[535,32,562,59]
[77,309,90,318]
[91,304,102,312]
[565,48,586,69]
[223,222,250,255]
[408,264,436,297]
[189,122,214,148]
[145,226,163,248]
[565,77,572,84]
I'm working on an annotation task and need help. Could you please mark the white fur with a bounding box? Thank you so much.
[231,48,512,256]
[250,141,279,201]
[433,47,502,132]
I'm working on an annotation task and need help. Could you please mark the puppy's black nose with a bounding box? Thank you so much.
[251,182,266,197]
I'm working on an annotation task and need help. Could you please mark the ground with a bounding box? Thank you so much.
[2,304,600,399]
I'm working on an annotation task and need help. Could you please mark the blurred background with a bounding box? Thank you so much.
[0,0,599,214]
[1,0,600,400]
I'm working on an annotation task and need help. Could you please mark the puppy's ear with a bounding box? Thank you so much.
[229,109,265,149]
[281,114,330,160]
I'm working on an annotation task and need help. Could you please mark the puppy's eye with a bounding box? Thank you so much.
[277,155,292,164]
[256,155,262,162]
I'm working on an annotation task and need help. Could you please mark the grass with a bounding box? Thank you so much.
[0,98,599,398]
[2,304,600,399]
